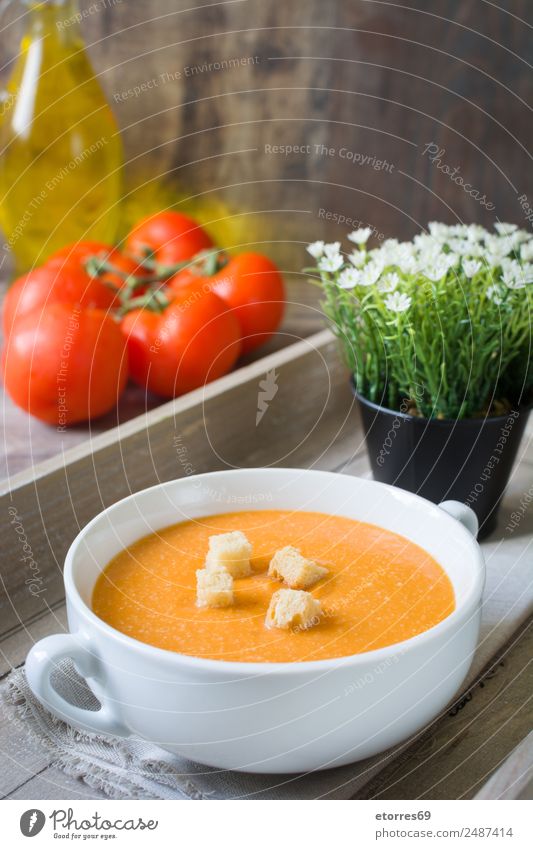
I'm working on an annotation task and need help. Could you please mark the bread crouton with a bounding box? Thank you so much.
[196,567,234,608]
[205,531,252,578]
[265,588,322,630]
[268,545,328,589]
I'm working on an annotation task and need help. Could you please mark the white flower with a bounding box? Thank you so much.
[444,252,460,270]
[362,264,382,286]
[384,291,411,313]
[380,238,399,255]
[416,250,441,272]
[501,259,533,289]
[344,260,383,287]
[500,259,528,289]
[414,234,442,253]
[428,222,450,240]
[498,236,517,255]
[495,222,518,236]
[462,259,482,277]
[337,267,361,289]
[378,272,400,293]
[486,284,503,305]
[447,238,473,255]
[461,241,484,257]
[518,262,533,285]
[509,275,526,289]
[392,243,418,273]
[424,266,444,282]
[348,227,372,245]
[524,263,533,282]
[402,255,420,274]
[520,241,533,262]
[465,224,486,241]
[485,235,514,260]
[307,240,325,259]
[423,255,453,281]
[485,252,505,268]
[348,249,367,268]
[342,223,532,290]
[318,252,344,273]
[447,224,470,238]
[323,241,341,258]
[447,236,484,257]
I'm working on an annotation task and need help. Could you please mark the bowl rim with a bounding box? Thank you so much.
[64,467,485,675]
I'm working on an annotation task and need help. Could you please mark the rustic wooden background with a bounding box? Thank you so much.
[94,0,532,248]
[1,0,531,477]
[3,0,531,263]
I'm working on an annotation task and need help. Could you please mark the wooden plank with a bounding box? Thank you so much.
[0,605,68,679]
[356,617,533,800]
[0,669,107,800]
[475,731,533,801]
[0,329,357,639]
[0,735,62,801]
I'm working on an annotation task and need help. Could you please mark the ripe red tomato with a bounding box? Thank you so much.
[3,264,117,336]
[121,286,241,398]
[47,241,116,267]
[2,303,128,425]
[126,211,214,267]
[169,253,285,354]
[86,251,151,293]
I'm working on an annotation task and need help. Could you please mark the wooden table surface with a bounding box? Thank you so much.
[0,0,530,800]
[1,458,531,800]
[0,329,531,800]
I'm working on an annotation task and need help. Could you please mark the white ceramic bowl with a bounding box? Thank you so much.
[26,468,484,774]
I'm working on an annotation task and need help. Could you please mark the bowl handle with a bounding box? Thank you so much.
[26,634,129,737]
[439,500,479,538]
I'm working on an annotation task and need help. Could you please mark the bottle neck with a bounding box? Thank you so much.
[24,0,81,42]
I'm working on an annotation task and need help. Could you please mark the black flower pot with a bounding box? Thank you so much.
[353,383,530,539]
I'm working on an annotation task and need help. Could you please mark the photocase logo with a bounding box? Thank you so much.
[20,809,46,837]
[256,368,279,425]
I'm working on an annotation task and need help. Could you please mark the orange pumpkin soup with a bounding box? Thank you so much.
[92,510,455,663]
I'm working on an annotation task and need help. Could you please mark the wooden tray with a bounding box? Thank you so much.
[1,328,532,800]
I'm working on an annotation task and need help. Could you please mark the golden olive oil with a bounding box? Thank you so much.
[0,0,123,273]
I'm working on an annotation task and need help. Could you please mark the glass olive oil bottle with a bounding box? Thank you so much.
[0,0,123,273]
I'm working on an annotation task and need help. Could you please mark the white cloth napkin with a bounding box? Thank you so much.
[2,525,532,800]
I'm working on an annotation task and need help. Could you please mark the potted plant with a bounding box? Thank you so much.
[307,223,533,538]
